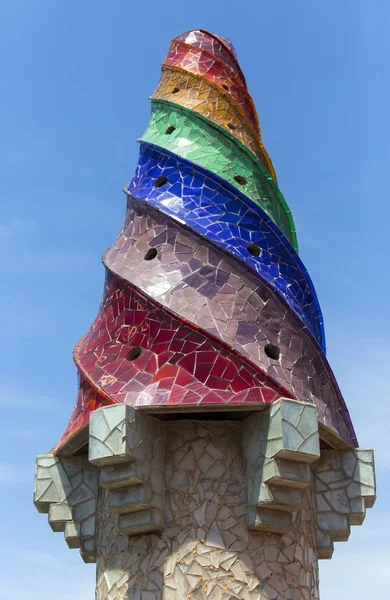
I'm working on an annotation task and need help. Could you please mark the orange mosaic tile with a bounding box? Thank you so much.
[164,41,261,135]
[152,66,277,183]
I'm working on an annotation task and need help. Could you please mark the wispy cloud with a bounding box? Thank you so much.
[0,218,36,240]
[0,547,94,599]
[321,549,389,599]
[0,464,32,485]
[0,217,93,274]
[320,511,388,598]
[0,384,63,413]
[0,248,93,275]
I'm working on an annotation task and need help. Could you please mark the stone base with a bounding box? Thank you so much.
[34,400,376,599]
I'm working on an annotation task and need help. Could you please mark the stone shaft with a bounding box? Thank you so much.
[34,401,376,599]
[95,418,320,600]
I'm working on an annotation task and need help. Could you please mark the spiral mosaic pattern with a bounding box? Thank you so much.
[54,30,357,452]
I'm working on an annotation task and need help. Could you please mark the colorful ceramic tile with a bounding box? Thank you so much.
[141,101,296,248]
[52,29,358,456]
[128,143,323,348]
[103,202,356,446]
[164,42,260,135]
[55,271,287,449]
[173,30,246,84]
[152,66,277,183]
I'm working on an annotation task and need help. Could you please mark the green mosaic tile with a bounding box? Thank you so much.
[141,101,297,250]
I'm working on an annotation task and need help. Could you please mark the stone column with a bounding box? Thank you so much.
[34,400,376,600]
[95,418,319,600]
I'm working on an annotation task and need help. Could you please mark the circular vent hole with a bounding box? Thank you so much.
[171,87,180,94]
[264,344,280,360]
[126,347,143,361]
[165,125,176,135]
[154,176,168,188]
[222,84,229,91]
[234,175,248,185]
[227,123,236,131]
[144,248,158,261]
[247,243,261,257]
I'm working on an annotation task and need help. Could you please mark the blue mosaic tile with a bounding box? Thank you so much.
[127,142,326,351]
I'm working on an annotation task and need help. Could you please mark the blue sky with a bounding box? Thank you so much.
[0,1,388,598]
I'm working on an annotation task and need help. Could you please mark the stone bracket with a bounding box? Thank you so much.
[34,405,165,563]
[34,454,99,563]
[89,404,165,536]
[314,448,376,558]
[243,398,320,534]
[34,399,376,566]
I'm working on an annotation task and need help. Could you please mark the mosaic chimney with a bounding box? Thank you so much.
[34,30,376,600]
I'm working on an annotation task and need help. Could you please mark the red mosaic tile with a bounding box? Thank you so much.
[163,42,260,135]
[54,271,289,450]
